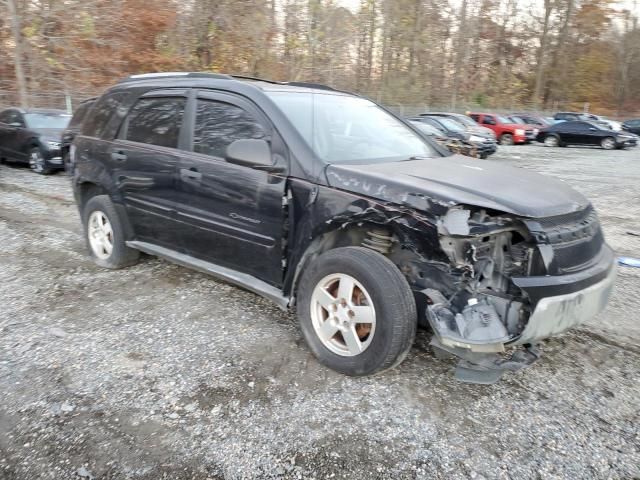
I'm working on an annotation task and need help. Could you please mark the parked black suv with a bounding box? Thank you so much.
[0,107,71,174]
[72,73,616,383]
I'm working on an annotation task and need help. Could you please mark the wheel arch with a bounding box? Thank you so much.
[75,181,135,240]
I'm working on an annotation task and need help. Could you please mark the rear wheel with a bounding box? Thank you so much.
[29,147,52,175]
[82,195,139,269]
[601,137,616,150]
[500,133,514,145]
[296,247,417,376]
[544,135,559,147]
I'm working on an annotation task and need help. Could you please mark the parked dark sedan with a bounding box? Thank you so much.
[409,120,479,158]
[418,112,497,141]
[537,120,637,149]
[622,118,640,135]
[61,98,95,173]
[509,113,552,128]
[412,115,497,158]
[0,108,71,174]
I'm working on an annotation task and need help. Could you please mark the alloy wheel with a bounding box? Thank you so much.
[88,210,114,259]
[601,137,616,150]
[310,273,376,356]
[29,149,45,173]
[500,134,514,146]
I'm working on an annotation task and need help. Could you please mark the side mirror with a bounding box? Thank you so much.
[225,139,281,172]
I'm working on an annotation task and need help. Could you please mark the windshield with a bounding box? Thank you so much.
[449,115,477,127]
[509,116,525,124]
[496,115,512,124]
[435,117,465,132]
[267,92,437,164]
[411,121,443,136]
[25,113,71,129]
[586,121,608,130]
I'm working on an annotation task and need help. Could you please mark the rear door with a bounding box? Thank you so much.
[174,90,287,285]
[569,122,600,145]
[111,91,187,249]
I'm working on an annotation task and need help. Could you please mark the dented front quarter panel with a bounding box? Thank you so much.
[283,177,451,298]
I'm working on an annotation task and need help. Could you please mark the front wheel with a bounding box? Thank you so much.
[500,133,514,145]
[29,147,52,175]
[601,137,616,150]
[296,247,417,376]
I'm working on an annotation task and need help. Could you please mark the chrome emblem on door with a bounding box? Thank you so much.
[229,212,261,224]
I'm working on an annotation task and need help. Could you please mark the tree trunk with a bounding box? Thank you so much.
[532,0,553,107]
[6,0,29,108]
[451,0,468,109]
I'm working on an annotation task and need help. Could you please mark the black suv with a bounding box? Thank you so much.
[0,107,71,174]
[72,73,616,383]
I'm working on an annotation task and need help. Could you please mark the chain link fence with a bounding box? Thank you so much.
[0,90,101,113]
[2,88,638,120]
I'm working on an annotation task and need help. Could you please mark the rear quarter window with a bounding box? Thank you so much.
[69,102,94,128]
[82,91,131,139]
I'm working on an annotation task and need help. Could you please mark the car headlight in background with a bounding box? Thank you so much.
[46,140,61,149]
[515,129,525,136]
[469,135,485,142]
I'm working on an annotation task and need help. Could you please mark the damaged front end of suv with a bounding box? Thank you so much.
[321,157,617,383]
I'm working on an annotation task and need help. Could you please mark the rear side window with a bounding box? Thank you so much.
[82,92,129,139]
[0,110,12,124]
[69,102,94,128]
[193,99,266,158]
[125,97,185,148]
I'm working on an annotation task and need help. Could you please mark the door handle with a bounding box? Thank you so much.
[111,151,127,162]
[180,167,202,180]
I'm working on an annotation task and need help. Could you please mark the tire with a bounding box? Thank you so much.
[296,246,417,376]
[601,137,616,150]
[500,133,514,145]
[29,147,53,175]
[82,195,140,269]
[544,135,559,147]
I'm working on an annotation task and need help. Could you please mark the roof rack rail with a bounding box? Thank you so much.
[230,74,281,84]
[116,72,338,92]
[118,72,233,83]
[284,81,336,91]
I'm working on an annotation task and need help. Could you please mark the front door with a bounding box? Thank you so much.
[174,91,287,286]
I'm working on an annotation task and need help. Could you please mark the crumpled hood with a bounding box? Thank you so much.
[325,155,590,218]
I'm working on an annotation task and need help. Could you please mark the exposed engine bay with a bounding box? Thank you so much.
[424,207,535,352]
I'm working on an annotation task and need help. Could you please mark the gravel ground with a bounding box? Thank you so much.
[1,144,639,480]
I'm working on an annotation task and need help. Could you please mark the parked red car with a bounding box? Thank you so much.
[468,112,536,145]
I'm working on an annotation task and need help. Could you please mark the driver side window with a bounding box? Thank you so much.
[193,99,266,159]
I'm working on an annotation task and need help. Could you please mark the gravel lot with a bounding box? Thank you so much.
[1,144,639,479]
